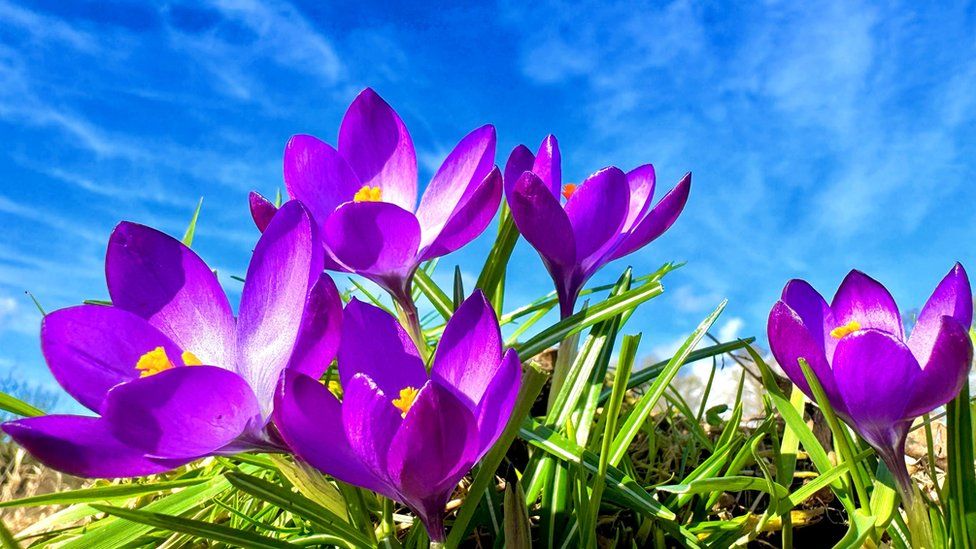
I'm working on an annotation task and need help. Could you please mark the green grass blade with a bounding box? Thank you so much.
[61,470,241,549]
[270,456,348,520]
[608,301,726,466]
[224,472,371,547]
[90,504,296,549]
[514,279,665,360]
[413,268,453,321]
[659,475,790,499]
[799,359,871,514]
[946,378,976,546]
[519,418,676,520]
[0,390,44,417]
[453,265,465,311]
[833,509,876,549]
[181,197,204,247]
[0,518,19,549]
[786,450,870,509]
[503,473,531,548]
[445,365,548,548]
[475,206,519,308]
[0,478,209,508]
[606,338,753,402]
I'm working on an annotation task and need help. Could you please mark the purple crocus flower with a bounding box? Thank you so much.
[504,135,691,318]
[2,201,341,478]
[250,88,502,309]
[767,264,973,496]
[274,290,521,542]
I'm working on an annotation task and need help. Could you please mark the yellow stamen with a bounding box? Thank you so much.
[830,320,862,339]
[135,346,176,377]
[328,379,343,399]
[561,183,577,200]
[181,351,203,366]
[392,386,420,418]
[353,185,383,203]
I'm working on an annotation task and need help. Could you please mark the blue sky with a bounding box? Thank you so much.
[1,0,976,405]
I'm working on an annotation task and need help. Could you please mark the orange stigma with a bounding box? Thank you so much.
[561,183,577,200]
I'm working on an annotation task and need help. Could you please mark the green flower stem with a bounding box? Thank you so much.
[798,360,872,513]
[392,281,430,360]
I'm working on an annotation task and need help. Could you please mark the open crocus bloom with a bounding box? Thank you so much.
[767,264,973,491]
[274,290,521,542]
[2,201,341,478]
[504,135,691,318]
[250,88,502,302]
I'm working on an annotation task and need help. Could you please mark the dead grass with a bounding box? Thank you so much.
[1,439,87,534]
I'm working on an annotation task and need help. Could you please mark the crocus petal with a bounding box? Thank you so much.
[237,201,321,414]
[419,167,502,261]
[503,144,535,197]
[532,134,562,198]
[283,134,363,227]
[387,382,479,538]
[904,316,973,418]
[781,279,835,357]
[832,329,921,447]
[41,305,182,413]
[564,167,629,264]
[1,415,188,478]
[430,290,503,408]
[509,171,576,270]
[323,201,421,284]
[415,124,496,246]
[338,299,427,398]
[908,263,973,367]
[338,88,417,211]
[342,373,404,481]
[830,270,904,338]
[609,172,691,262]
[286,272,343,379]
[473,348,521,459]
[106,222,236,367]
[273,372,396,498]
[103,366,261,459]
[621,164,657,232]
[767,301,847,415]
[249,191,278,233]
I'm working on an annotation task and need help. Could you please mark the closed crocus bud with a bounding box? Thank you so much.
[767,264,973,499]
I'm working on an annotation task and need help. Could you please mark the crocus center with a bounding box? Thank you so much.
[353,185,382,203]
[135,347,202,377]
[327,379,343,399]
[830,320,861,339]
[561,183,577,200]
[135,347,174,377]
[392,386,420,418]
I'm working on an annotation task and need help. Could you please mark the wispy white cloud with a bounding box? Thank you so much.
[0,0,98,52]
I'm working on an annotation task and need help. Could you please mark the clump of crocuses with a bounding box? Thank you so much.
[2,202,342,477]
[274,290,521,542]
[505,135,691,318]
[767,264,973,500]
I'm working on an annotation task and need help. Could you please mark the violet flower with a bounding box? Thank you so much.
[2,201,341,478]
[250,88,501,331]
[767,264,973,497]
[504,135,691,318]
[274,290,521,542]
